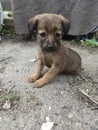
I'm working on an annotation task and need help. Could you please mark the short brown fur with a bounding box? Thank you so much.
[28,13,81,88]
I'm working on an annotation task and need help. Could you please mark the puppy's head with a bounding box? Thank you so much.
[28,13,70,52]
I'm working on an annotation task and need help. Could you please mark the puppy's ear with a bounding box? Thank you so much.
[59,15,70,35]
[28,16,39,34]
[61,20,70,35]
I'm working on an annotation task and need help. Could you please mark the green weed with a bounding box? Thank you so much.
[84,39,98,47]
[4,91,20,101]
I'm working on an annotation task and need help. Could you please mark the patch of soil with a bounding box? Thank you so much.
[0,35,98,130]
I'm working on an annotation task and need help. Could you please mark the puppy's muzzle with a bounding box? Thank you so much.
[45,42,57,52]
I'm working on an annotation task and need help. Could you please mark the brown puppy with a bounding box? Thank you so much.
[28,13,81,88]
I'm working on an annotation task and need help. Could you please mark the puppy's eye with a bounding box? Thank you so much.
[55,32,62,38]
[39,32,46,38]
[56,33,61,37]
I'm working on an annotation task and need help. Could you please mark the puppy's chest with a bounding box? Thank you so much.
[44,55,54,68]
[43,53,63,69]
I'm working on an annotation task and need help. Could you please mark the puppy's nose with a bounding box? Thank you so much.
[47,43,54,49]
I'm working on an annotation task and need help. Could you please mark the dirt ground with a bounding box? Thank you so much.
[0,36,98,130]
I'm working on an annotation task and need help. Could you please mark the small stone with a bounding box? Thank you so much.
[3,100,11,110]
[49,107,51,110]
[61,91,64,94]
[67,111,75,118]
[46,117,50,121]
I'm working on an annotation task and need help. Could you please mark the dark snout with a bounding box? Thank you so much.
[46,42,57,52]
[48,43,54,48]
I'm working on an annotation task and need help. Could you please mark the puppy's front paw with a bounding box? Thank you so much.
[34,80,43,88]
[28,75,38,83]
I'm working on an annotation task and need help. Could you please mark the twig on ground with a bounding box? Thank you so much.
[7,84,15,94]
[78,88,98,105]
[0,56,12,62]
